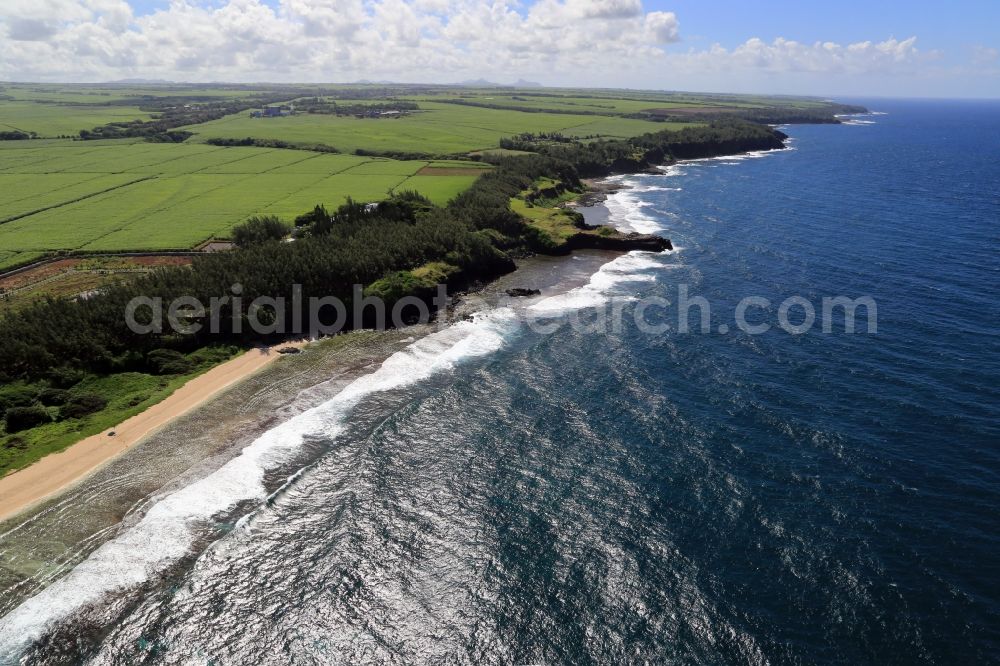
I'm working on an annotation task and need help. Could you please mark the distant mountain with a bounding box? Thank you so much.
[457,78,502,87]
[105,78,174,85]
[456,78,544,88]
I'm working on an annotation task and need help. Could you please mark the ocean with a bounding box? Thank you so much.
[1,99,998,664]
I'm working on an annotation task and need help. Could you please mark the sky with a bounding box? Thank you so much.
[1,0,998,97]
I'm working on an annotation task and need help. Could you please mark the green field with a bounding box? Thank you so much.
[0,83,270,104]
[0,89,678,257]
[0,83,843,264]
[0,142,487,253]
[0,101,153,138]
[0,251,44,271]
[422,94,701,114]
[185,101,675,154]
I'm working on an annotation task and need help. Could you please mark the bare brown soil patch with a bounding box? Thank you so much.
[0,255,193,292]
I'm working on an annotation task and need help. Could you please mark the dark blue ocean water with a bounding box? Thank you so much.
[3,100,998,664]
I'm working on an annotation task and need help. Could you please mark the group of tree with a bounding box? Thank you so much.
[0,382,107,433]
[626,103,868,125]
[231,216,293,247]
[500,120,787,177]
[0,191,513,383]
[0,131,34,141]
[294,99,419,117]
[78,92,305,142]
[205,137,341,153]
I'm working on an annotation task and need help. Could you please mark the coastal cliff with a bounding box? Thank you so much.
[563,231,672,253]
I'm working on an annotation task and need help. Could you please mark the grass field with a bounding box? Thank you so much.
[0,83,836,265]
[0,101,153,138]
[185,101,674,154]
[0,83,269,104]
[0,142,489,254]
[0,251,44,271]
[422,94,703,114]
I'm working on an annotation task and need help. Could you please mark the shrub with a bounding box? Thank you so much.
[127,394,149,408]
[293,205,331,231]
[147,349,194,375]
[46,367,86,388]
[158,359,194,375]
[38,388,70,406]
[59,394,108,420]
[188,345,237,367]
[232,215,291,247]
[5,406,51,432]
[0,386,38,413]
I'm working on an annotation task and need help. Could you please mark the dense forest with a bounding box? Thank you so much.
[0,120,785,393]
[499,120,787,177]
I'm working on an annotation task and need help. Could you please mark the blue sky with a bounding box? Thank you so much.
[645,0,999,67]
[2,0,998,96]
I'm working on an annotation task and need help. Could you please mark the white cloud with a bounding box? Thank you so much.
[6,18,60,41]
[565,0,643,20]
[972,45,999,65]
[645,11,678,45]
[0,0,982,96]
[0,0,680,81]
[715,36,923,74]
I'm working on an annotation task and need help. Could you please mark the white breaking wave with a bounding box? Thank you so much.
[604,145,794,235]
[0,308,520,659]
[530,251,667,314]
[662,146,796,168]
[604,186,664,234]
[837,112,882,126]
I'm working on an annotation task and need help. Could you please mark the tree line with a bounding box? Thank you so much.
[500,120,787,177]
[78,93,304,142]
[294,99,419,116]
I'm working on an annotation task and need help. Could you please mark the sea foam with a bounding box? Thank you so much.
[604,185,665,234]
[530,251,667,314]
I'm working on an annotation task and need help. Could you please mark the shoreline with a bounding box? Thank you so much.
[0,250,618,531]
[0,339,309,523]
[0,141,790,526]
[0,249,626,641]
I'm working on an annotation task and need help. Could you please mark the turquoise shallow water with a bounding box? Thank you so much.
[3,100,999,664]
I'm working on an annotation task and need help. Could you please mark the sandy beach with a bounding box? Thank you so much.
[0,341,309,523]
